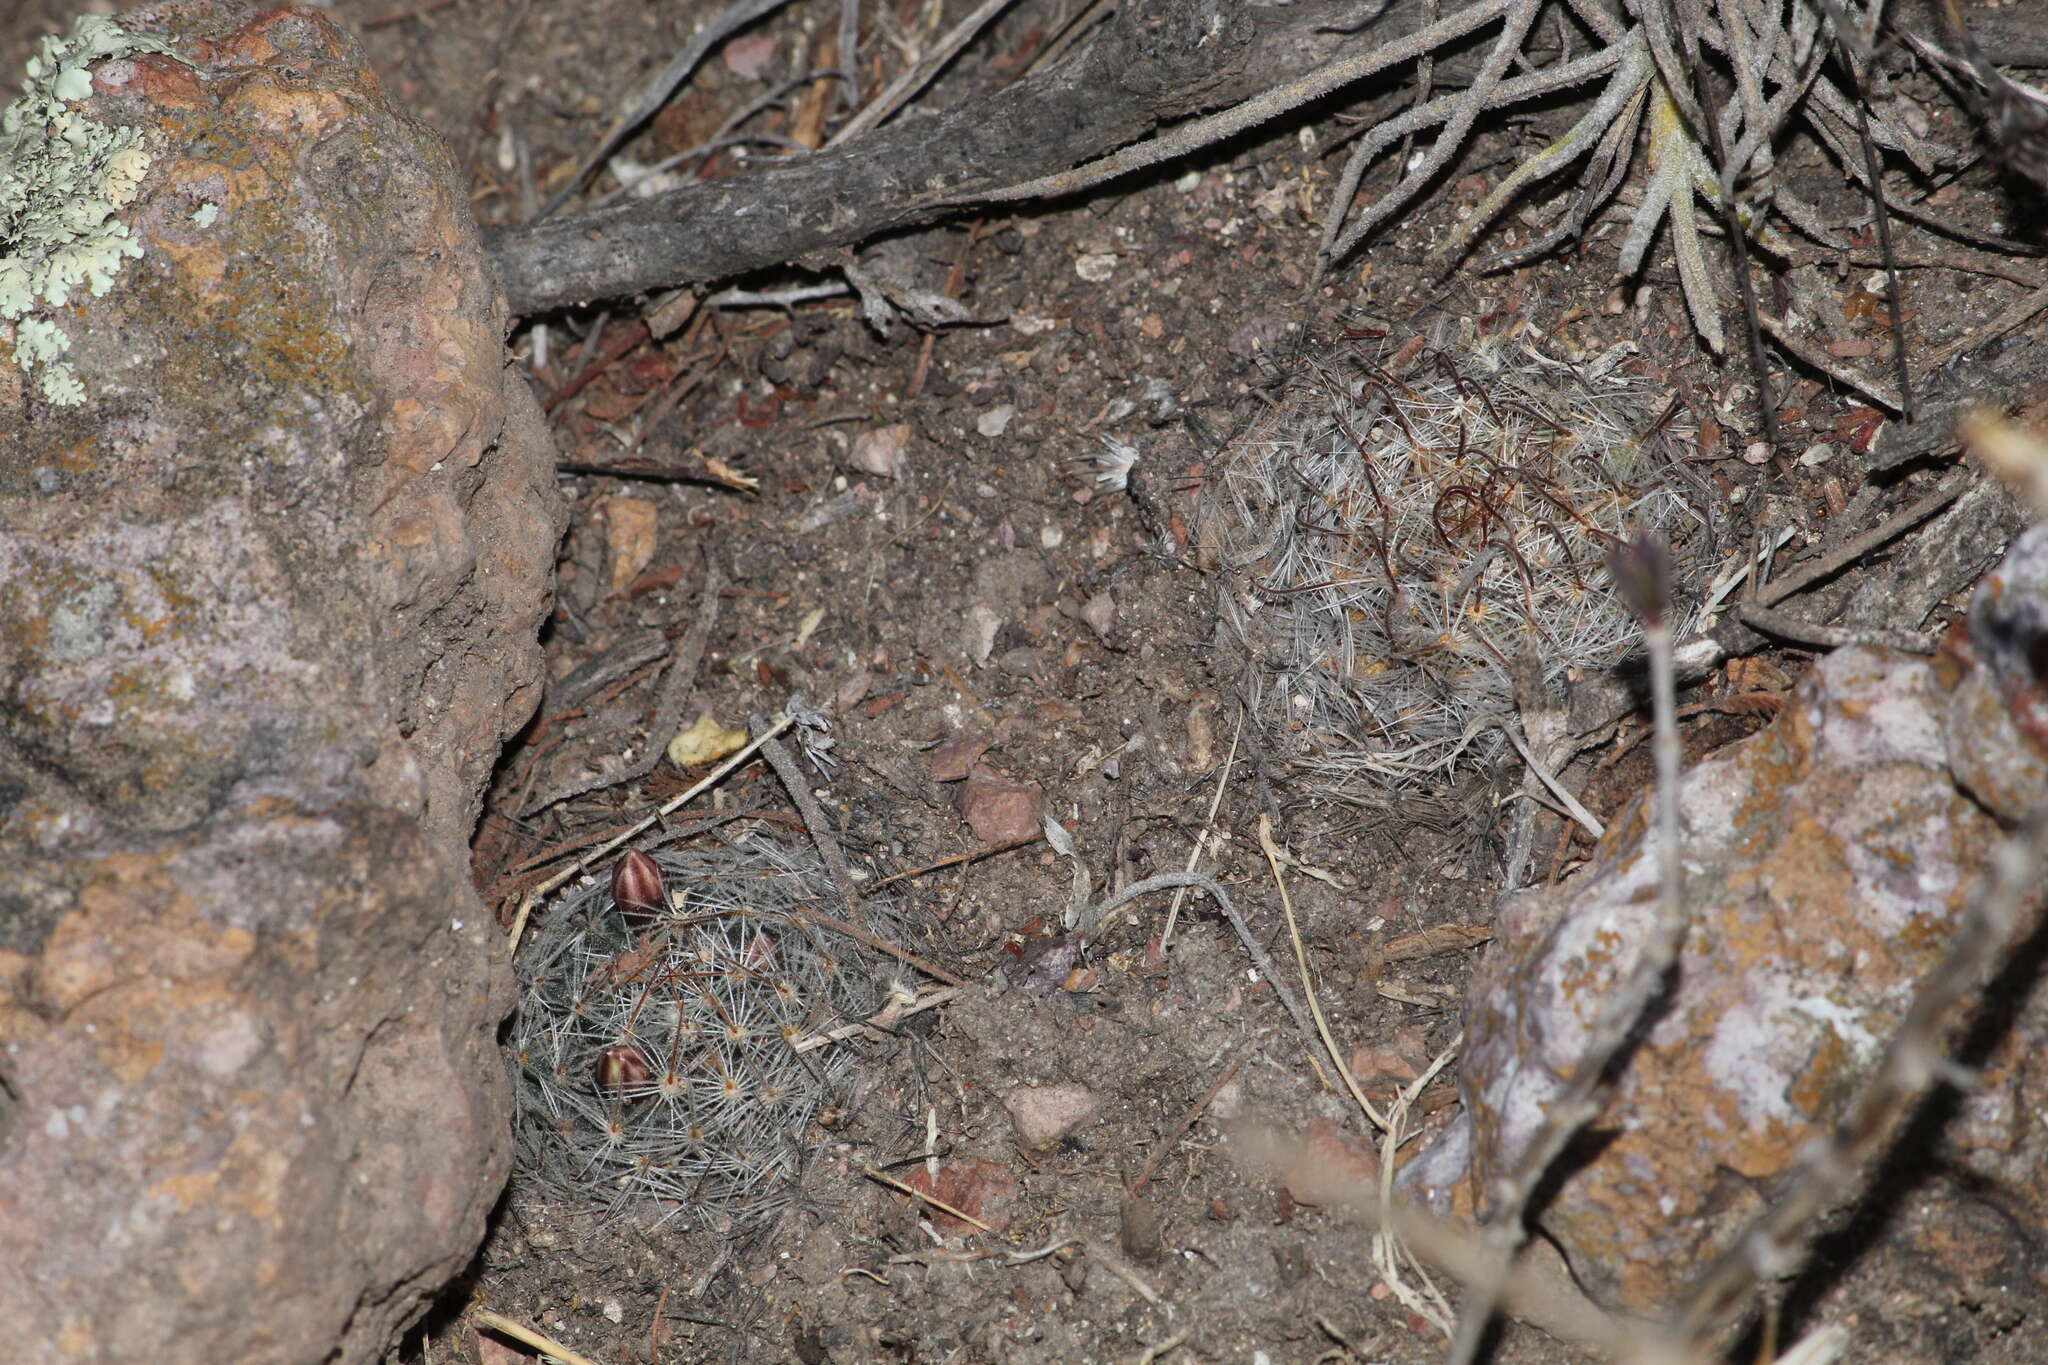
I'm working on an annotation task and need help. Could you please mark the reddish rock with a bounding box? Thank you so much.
[928,734,991,783]
[900,1158,1022,1235]
[1423,646,2001,1310]
[1283,1118,1381,1207]
[956,763,1043,844]
[0,5,560,1362]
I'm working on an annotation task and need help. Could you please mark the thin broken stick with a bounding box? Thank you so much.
[827,0,1019,146]
[864,832,1043,893]
[1162,705,1243,948]
[538,0,796,218]
[522,556,724,815]
[863,1165,992,1231]
[1127,1053,1246,1198]
[1258,817,1391,1132]
[472,1310,601,1365]
[507,714,794,953]
[1753,471,1969,610]
[793,985,961,1052]
[1079,871,1322,1076]
[756,727,864,914]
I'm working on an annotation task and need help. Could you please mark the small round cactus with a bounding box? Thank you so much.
[510,832,894,1225]
[1211,329,1703,800]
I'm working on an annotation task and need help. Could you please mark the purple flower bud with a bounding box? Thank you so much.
[595,1043,653,1094]
[610,850,665,924]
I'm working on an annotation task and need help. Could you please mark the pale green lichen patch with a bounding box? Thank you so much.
[1,15,183,404]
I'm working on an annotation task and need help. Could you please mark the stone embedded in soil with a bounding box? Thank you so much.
[901,1158,1021,1234]
[848,421,910,478]
[1423,643,2007,1311]
[1079,589,1118,641]
[928,734,991,783]
[1282,1117,1381,1207]
[0,4,560,1362]
[1346,1026,1428,1092]
[1001,1082,1105,1149]
[957,763,1043,844]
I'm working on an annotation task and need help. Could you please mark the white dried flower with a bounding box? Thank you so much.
[1076,435,1141,492]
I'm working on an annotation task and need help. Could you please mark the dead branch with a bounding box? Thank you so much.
[484,0,1395,315]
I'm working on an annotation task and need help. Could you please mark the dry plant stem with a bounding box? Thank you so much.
[521,556,725,815]
[827,0,1018,146]
[1130,1330,1188,1365]
[1735,601,1937,653]
[837,0,860,110]
[958,0,1517,208]
[1085,1245,1163,1305]
[1675,808,2048,1340]
[864,832,1043,893]
[1755,310,1907,412]
[472,1310,602,1365]
[489,4,1393,312]
[862,1165,993,1231]
[1229,1128,1694,1363]
[1127,1054,1247,1198]
[758,728,865,916]
[1842,61,1916,420]
[795,903,966,988]
[1024,0,1110,77]
[1081,872,1322,1069]
[1498,717,1607,839]
[792,985,962,1052]
[1451,602,1689,1365]
[1373,1035,1462,1335]
[538,0,796,218]
[507,713,795,953]
[1673,0,1781,438]
[1928,281,2048,367]
[1257,817,1392,1132]
[1323,0,1543,267]
[1754,472,1968,608]
[1820,246,2044,290]
[1161,705,1244,947]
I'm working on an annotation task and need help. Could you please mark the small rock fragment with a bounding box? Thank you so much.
[1346,1028,1427,1091]
[1284,1118,1380,1207]
[1075,251,1117,281]
[1120,1194,1163,1263]
[849,423,910,478]
[957,764,1042,844]
[599,493,659,590]
[1080,590,1118,641]
[901,1159,1020,1233]
[928,735,990,783]
[1002,1083,1104,1149]
[961,603,1002,664]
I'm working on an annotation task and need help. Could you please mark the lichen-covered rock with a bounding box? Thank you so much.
[1419,646,2001,1311]
[0,5,561,1362]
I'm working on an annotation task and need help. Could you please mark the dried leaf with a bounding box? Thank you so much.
[666,711,748,768]
[599,494,659,591]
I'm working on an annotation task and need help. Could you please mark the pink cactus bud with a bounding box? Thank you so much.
[594,1043,652,1094]
[610,850,665,924]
